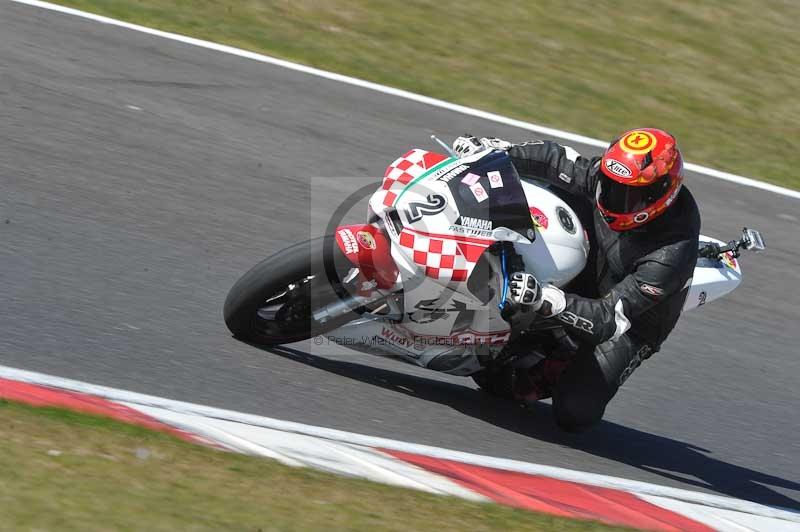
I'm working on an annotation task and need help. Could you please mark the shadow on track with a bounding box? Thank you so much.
[261,344,800,511]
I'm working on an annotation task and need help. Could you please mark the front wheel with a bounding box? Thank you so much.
[223,236,359,346]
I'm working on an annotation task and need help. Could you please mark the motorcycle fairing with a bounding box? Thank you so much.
[370,148,536,287]
[683,235,743,312]
[334,224,398,289]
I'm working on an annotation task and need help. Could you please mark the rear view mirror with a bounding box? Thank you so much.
[742,228,765,252]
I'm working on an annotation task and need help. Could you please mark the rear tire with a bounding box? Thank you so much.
[223,236,358,346]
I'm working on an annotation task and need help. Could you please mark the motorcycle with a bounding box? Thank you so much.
[223,142,765,392]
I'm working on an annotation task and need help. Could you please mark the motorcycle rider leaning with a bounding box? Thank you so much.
[453,129,700,432]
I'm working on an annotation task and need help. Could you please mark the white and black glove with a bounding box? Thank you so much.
[453,135,513,158]
[501,272,542,330]
[537,284,567,318]
[479,137,513,151]
[508,272,543,309]
[452,135,484,158]
[501,272,567,330]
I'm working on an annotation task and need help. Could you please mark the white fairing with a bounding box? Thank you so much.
[684,236,743,311]
[517,180,589,287]
[328,149,588,375]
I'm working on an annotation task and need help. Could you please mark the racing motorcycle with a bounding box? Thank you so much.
[223,142,765,391]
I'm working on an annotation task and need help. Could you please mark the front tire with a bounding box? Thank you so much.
[223,236,358,346]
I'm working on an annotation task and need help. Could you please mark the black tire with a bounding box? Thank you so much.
[223,236,358,346]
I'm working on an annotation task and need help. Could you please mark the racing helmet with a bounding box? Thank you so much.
[596,128,684,231]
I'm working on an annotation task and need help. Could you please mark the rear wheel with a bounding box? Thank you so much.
[223,236,360,345]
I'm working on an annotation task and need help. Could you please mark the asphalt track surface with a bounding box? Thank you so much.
[2,1,799,511]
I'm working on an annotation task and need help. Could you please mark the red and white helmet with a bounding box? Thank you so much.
[596,128,684,231]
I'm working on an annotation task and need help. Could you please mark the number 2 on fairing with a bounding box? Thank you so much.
[405,194,447,223]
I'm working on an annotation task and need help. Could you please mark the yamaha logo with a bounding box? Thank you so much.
[605,158,632,178]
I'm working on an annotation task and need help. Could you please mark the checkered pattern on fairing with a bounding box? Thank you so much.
[398,229,490,282]
[378,149,449,208]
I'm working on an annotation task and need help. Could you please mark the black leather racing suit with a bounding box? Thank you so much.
[508,141,701,430]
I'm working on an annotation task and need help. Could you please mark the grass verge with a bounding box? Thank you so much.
[0,399,628,531]
[46,0,800,190]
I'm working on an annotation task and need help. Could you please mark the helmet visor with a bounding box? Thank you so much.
[597,172,672,214]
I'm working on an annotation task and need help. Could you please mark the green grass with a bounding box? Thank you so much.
[0,399,629,531]
[48,0,800,190]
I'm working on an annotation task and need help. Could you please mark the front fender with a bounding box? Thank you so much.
[334,224,398,289]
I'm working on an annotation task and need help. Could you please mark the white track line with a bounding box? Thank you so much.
[9,0,800,201]
[1,364,798,524]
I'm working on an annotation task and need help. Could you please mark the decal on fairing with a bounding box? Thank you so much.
[402,327,511,346]
[404,194,447,223]
[337,228,358,255]
[698,290,708,306]
[456,216,492,231]
[461,173,481,186]
[378,149,452,209]
[721,251,739,270]
[529,207,549,230]
[356,230,376,250]
[397,228,489,282]
[487,171,504,189]
[469,182,489,203]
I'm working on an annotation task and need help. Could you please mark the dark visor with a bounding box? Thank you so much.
[597,172,672,214]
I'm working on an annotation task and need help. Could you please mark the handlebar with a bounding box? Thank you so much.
[698,227,766,260]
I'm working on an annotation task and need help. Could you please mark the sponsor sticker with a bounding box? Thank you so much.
[618,344,653,386]
[461,172,481,186]
[458,216,492,231]
[448,224,492,238]
[604,158,632,178]
[639,283,664,296]
[620,130,657,154]
[434,163,468,183]
[405,194,447,223]
[633,211,650,224]
[664,184,681,207]
[529,207,549,229]
[556,311,594,333]
[337,228,358,255]
[558,172,573,184]
[721,251,738,270]
[469,182,489,203]
[487,171,504,189]
[356,230,376,250]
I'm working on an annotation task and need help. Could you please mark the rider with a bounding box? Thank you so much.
[453,129,700,432]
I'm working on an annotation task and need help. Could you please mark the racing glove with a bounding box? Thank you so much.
[479,137,513,151]
[453,135,513,158]
[501,272,567,331]
[501,272,542,330]
[452,135,484,158]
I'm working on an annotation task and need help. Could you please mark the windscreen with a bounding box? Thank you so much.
[439,150,535,241]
